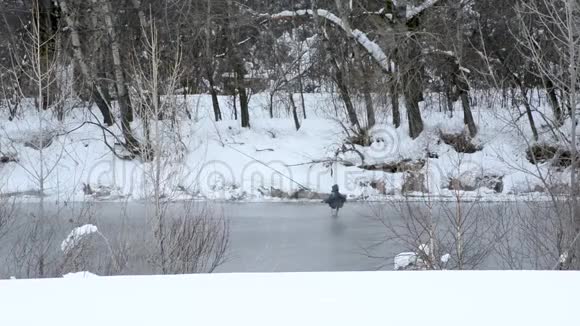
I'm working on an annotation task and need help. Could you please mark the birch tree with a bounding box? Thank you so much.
[98,0,140,152]
[58,0,114,126]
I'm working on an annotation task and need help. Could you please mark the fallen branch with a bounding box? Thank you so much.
[286,159,355,167]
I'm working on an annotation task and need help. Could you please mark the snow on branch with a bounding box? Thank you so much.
[406,0,441,19]
[269,10,390,72]
[474,50,502,65]
[60,224,120,271]
[61,224,99,253]
[423,48,455,57]
[422,48,472,73]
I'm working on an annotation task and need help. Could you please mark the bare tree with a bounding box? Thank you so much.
[163,204,229,274]
[368,156,499,270]
[132,16,229,274]
[204,0,223,122]
[0,196,15,243]
[515,0,580,268]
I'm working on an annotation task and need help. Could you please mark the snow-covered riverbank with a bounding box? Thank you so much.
[0,93,569,202]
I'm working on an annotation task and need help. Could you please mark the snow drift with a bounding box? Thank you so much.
[0,271,577,326]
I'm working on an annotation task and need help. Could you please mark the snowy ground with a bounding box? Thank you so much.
[0,271,578,325]
[0,91,568,202]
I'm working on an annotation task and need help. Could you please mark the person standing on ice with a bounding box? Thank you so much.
[323,184,346,216]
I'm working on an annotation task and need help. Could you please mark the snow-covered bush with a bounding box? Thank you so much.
[60,224,121,276]
[394,247,451,270]
[394,252,420,270]
[61,224,99,254]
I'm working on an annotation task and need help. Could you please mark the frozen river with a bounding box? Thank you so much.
[0,200,555,278]
[217,202,394,272]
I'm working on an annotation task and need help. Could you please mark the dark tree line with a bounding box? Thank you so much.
[0,0,576,144]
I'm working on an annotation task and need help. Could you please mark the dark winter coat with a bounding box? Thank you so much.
[324,185,346,209]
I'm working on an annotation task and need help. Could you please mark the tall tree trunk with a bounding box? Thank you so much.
[355,47,375,129]
[460,91,477,137]
[545,78,563,125]
[451,1,476,137]
[336,70,359,129]
[400,38,424,138]
[232,93,238,120]
[208,72,222,121]
[390,70,401,128]
[299,72,307,119]
[225,0,249,128]
[362,77,375,129]
[333,0,361,130]
[234,64,250,128]
[331,57,360,130]
[205,0,221,122]
[239,86,250,128]
[90,0,114,125]
[92,88,114,125]
[130,0,148,32]
[445,82,454,118]
[94,53,114,126]
[59,0,114,126]
[456,77,477,137]
[402,72,424,139]
[520,87,539,142]
[100,0,138,150]
[289,92,301,130]
[499,51,538,142]
[269,89,276,118]
[405,96,423,139]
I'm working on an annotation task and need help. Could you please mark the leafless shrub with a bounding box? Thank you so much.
[8,214,59,278]
[0,196,15,242]
[2,201,129,278]
[371,199,497,270]
[165,206,229,274]
[368,156,501,270]
[493,200,574,270]
[148,203,229,274]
